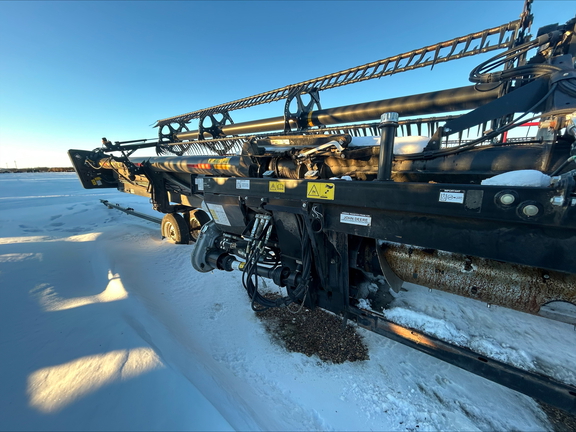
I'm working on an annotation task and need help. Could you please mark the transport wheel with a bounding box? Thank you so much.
[187,209,211,242]
[161,213,190,244]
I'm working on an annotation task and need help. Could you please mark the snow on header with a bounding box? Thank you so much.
[481,170,551,187]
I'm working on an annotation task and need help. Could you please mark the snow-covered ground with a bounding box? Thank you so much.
[1,172,574,431]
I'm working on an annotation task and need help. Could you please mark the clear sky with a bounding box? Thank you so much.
[0,1,572,168]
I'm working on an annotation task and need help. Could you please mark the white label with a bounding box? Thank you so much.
[236,179,250,190]
[439,189,465,204]
[205,203,231,226]
[195,177,204,191]
[340,212,372,226]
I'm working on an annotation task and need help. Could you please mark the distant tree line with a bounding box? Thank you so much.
[0,167,75,173]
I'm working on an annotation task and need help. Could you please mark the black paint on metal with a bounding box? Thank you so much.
[377,114,399,181]
[175,85,499,142]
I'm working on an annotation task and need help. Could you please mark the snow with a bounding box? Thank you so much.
[1,172,574,431]
[480,169,552,187]
[350,135,429,155]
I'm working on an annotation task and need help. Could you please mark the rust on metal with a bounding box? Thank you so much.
[380,242,576,316]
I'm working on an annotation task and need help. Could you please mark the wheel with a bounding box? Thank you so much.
[161,213,190,244]
[186,209,211,242]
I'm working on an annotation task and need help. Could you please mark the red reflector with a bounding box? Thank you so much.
[187,163,212,169]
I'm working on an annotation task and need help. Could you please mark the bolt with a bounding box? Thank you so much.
[261,198,265,202]
[499,193,515,205]
[302,202,307,208]
[522,204,539,217]
[572,198,576,207]
[550,196,564,206]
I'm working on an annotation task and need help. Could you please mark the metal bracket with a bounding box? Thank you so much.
[423,79,548,151]
[198,111,234,140]
[284,87,322,132]
[157,121,192,156]
[375,240,405,293]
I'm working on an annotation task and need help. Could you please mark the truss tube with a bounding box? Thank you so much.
[176,85,500,141]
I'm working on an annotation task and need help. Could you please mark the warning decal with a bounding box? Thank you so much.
[207,157,231,164]
[205,203,231,226]
[306,182,335,200]
[269,181,285,193]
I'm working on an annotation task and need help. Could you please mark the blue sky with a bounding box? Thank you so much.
[0,1,571,168]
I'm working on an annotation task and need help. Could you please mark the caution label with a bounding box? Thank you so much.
[269,181,285,193]
[307,182,335,200]
[205,203,231,226]
[439,189,465,204]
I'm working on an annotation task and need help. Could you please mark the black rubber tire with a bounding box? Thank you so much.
[187,209,211,242]
[161,213,191,244]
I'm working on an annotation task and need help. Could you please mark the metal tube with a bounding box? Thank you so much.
[99,155,249,177]
[377,112,399,181]
[175,85,499,141]
[99,200,162,224]
[309,85,498,126]
[177,118,298,141]
[379,242,576,322]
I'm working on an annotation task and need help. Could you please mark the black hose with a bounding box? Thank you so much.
[470,32,561,84]
[550,156,576,177]
[242,215,312,311]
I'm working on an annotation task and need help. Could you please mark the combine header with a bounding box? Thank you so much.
[70,0,576,414]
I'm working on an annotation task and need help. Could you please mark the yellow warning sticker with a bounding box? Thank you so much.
[307,182,335,200]
[269,181,285,193]
[208,157,231,164]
